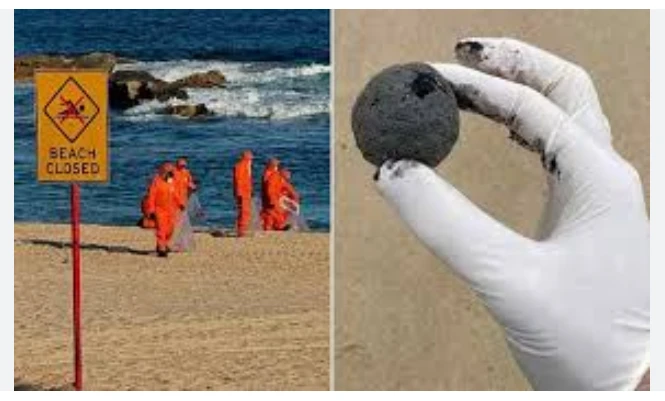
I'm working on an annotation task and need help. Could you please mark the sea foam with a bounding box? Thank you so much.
[115,59,329,121]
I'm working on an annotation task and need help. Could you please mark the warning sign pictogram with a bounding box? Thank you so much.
[36,70,108,182]
[44,77,100,144]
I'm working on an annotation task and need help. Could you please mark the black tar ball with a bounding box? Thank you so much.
[352,63,460,167]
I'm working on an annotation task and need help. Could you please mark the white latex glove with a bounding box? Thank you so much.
[375,38,650,391]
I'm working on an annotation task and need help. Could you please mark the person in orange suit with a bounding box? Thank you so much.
[262,158,279,192]
[262,165,300,231]
[233,150,253,237]
[275,167,300,230]
[261,165,283,231]
[260,158,280,230]
[146,162,185,257]
[173,156,197,203]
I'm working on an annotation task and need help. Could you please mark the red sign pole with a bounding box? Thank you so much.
[70,183,82,390]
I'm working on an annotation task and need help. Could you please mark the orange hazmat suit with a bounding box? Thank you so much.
[139,193,156,229]
[262,168,298,231]
[146,163,185,255]
[173,161,195,202]
[261,158,280,229]
[233,151,253,237]
[276,169,299,229]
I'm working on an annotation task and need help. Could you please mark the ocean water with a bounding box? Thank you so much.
[14,10,330,230]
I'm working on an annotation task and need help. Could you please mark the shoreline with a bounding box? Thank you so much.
[14,221,331,234]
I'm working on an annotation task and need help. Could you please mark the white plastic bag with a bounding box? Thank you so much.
[171,193,204,252]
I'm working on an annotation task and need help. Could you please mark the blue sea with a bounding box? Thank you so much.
[14,10,330,230]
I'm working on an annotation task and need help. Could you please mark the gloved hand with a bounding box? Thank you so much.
[375,38,650,391]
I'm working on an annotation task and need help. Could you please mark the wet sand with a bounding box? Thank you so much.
[334,10,650,390]
[14,223,329,390]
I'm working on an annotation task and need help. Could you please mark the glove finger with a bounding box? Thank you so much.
[430,63,601,179]
[375,159,538,289]
[454,37,611,147]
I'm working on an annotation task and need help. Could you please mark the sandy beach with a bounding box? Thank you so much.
[14,223,329,390]
[334,10,650,390]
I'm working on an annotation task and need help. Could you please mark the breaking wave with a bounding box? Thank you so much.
[115,60,329,121]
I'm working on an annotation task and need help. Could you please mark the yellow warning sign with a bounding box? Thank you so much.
[36,70,108,182]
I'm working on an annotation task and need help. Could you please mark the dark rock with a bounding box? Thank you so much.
[110,70,162,84]
[163,103,211,118]
[154,85,188,102]
[72,52,120,70]
[109,70,188,110]
[352,62,460,167]
[108,81,138,109]
[14,52,123,81]
[170,70,226,89]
